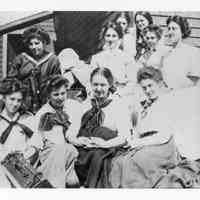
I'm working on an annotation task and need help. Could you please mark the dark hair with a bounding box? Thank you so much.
[137,66,163,84]
[115,12,131,27]
[135,11,153,29]
[90,67,116,93]
[0,77,27,98]
[166,15,191,39]
[44,75,69,96]
[23,25,51,45]
[143,24,163,40]
[100,21,124,41]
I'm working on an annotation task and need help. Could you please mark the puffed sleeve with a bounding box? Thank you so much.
[187,47,200,82]
[47,54,62,75]
[22,115,43,149]
[64,99,88,139]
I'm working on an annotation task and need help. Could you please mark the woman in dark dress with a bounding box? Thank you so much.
[8,25,61,113]
[134,11,153,61]
[68,67,131,188]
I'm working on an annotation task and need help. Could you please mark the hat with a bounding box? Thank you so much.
[58,48,80,72]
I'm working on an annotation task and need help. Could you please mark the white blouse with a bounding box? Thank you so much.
[67,95,132,140]
[0,110,42,161]
[91,49,136,84]
[161,42,200,90]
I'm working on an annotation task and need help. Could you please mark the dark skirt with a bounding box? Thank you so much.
[75,126,125,188]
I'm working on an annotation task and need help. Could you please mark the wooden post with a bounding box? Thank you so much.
[2,33,7,78]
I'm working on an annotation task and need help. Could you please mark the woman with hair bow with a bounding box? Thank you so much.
[34,75,80,188]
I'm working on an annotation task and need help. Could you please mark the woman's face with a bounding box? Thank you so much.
[140,78,161,100]
[91,74,110,100]
[28,38,45,58]
[49,85,67,108]
[4,92,23,116]
[166,21,182,45]
[136,15,149,31]
[104,28,120,49]
[116,16,128,32]
[144,31,159,49]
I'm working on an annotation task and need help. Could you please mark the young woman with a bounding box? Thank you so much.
[68,67,132,188]
[115,12,136,57]
[109,67,200,188]
[109,66,179,188]
[34,75,79,188]
[8,26,61,113]
[138,24,171,68]
[161,15,200,90]
[0,78,42,187]
[134,11,153,60]
[91,22,137,96]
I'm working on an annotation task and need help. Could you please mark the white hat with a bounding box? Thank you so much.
[58,48,80,72]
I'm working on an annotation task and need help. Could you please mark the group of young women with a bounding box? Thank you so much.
[0,11,200,188]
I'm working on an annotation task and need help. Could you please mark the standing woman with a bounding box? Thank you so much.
[68,67,131,188]
[0,78,42,187]
[34,75,79,188]
[8,26,61,113]
[161,15,200,90]
[91,22,137,96]
[134,11,153,61]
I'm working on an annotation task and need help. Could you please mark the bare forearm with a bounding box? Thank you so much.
[104,136,127,148]
[131,132,171,147]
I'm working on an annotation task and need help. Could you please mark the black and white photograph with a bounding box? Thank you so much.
[0,9,200,191]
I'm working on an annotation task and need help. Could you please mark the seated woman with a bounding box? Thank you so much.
[134,11,153,61]
[90,22,137,96]
[68,67,132,188]
[109,66,180,188]
[8,25,61,113]
[0,78,42,187]
[114,11,137,57]
[161,15,200,90]
[34,75,79,188]
[138,24,171,68]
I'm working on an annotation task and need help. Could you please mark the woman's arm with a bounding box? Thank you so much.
[130,130,172,148]
[92,100,132,149]
[89,135,127,148]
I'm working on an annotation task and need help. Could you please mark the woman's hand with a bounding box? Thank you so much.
[89,137,108,148]
[77,137,92,147]
[129,139,141,149]
[23,146,37,160]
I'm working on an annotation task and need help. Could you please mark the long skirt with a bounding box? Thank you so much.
[38,142,79,188]
[109,137,181,188]
[75,126,124,188]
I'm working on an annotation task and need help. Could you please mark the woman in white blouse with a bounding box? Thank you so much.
[90,22,137,96]
[162,15,200,90]
[0,78,42,187]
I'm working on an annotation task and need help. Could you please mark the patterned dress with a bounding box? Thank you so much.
[8,51,61,113]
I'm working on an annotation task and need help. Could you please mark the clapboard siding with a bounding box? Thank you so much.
[151,11,200,47]
[0,36,3,78]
